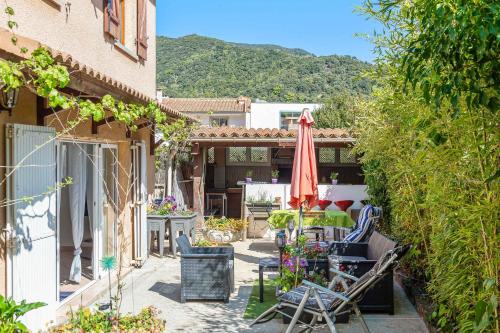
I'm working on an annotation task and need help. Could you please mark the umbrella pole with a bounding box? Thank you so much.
[297,205,303,246]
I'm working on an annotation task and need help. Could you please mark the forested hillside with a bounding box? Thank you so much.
[156,35,372,102]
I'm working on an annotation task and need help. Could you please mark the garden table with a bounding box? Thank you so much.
[267,210,355,229]
[258,257,280,303]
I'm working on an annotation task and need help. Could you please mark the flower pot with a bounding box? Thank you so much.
[271,178,278,184]
[318,200,332,210]
[331,179,338,185]
[245,177,252,183]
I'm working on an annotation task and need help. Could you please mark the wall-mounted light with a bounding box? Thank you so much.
[0,84,20,116]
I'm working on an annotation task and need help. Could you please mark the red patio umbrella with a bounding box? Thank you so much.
[289,108,319,239]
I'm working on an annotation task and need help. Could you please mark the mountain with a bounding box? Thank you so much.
[156,35,372,102]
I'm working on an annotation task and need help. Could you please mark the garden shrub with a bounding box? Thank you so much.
[50,306,165,333]
[353,0,499,331]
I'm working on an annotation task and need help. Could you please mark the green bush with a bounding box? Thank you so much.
[205,217,248,233]
[0,295,46,333]
[50,306,165,333]
[354,0,499,330]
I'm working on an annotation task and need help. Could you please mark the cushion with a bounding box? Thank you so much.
[176,235,192,254]
[280,285,341,311]
[343,205,379,243]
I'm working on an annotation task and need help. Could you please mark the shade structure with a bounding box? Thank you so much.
[289,109,319,238]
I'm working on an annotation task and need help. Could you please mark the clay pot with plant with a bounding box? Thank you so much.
[330,171,339,185]
[245,170,253,183]
[271,169,279,184]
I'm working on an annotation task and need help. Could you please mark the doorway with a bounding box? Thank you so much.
[57,142,119,302]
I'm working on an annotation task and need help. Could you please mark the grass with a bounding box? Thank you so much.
[243,279,280,319]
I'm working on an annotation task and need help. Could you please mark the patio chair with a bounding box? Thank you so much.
[250,245,410,333]
[176,235,235,303]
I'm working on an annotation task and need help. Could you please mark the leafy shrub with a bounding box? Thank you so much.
[205,217,248,232]
[50,306,165,333]
[193,238,213,247]
[352,0,500,330]
[0,295,46,333]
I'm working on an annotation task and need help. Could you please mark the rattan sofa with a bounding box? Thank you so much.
[328,231,397,314]
[176,235,235,303]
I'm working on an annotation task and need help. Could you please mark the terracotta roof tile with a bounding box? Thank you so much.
[191,126,353,141]
[162,97,251,113]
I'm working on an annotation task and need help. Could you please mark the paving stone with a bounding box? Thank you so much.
[97,239,428,333]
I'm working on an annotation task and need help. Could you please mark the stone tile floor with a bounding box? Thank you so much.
[98,239,428,333]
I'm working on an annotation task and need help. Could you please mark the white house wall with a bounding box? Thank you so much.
[249,103,321,129]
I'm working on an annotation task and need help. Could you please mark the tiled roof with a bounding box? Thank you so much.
[162,97,251,113]
[190,126,353,140]
[0,28,196,122]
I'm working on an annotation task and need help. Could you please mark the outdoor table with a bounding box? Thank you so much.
[258,257,280,303]
[147,213,197,258]
[267,210,355,229]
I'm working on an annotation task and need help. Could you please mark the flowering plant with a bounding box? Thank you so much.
[147,195,194,216]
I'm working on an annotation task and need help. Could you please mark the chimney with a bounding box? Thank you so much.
[156,90,163,101]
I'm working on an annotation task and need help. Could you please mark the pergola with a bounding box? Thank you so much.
[188,127,357,223]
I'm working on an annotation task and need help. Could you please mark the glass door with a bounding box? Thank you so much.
[97,144,118,276]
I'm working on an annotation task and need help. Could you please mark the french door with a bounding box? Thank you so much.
[96,144,119,277]
[131,141,148,264]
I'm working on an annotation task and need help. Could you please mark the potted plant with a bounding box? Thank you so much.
[271,169,279,184]
[204,216,248,242]
[330,171,339,185]
[245,169,253,183]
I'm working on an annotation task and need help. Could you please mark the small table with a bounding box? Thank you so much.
[258,257,280,303]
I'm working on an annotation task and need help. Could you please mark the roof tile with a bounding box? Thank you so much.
[162,97,251,113]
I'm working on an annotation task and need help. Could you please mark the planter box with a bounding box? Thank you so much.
[246,203,281,238]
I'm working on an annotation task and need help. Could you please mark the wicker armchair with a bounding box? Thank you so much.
[176,235,235,303]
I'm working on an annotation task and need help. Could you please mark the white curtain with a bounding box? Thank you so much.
[86,146,94,240]
[68,144,87,283]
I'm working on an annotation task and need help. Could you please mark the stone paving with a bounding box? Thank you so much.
[99,239,428,333]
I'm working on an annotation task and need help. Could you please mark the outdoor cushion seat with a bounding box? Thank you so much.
[342,204,382,243]
[280,285,341,311]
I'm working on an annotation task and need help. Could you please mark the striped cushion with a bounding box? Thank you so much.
[343,205,380,243]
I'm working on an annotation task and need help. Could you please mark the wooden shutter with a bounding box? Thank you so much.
[137,0,148,60]
[104,0,121,39]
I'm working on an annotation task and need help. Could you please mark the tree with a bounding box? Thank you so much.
[313,91,360,129]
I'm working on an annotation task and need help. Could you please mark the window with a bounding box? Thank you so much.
[250,147,268,163]
[280,111,302,130]
[209,117,228,127]
[228,147,247,163]
[226,147,270,165]
[319,148,336,163]
[104,0,148,60]
[207,147,215,164]
[340,148,357,164]
[319,147,357,164]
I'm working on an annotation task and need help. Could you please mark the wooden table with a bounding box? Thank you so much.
[147,214,197,258]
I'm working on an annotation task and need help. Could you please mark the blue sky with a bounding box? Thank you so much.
[156,0,380,62]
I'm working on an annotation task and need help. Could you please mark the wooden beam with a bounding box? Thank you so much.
[92,116,115,134]
[150,123,155,155]
[36,96,65,126]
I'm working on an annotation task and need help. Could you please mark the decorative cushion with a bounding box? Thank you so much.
[279,285,341,311]
[176,235,192,254]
